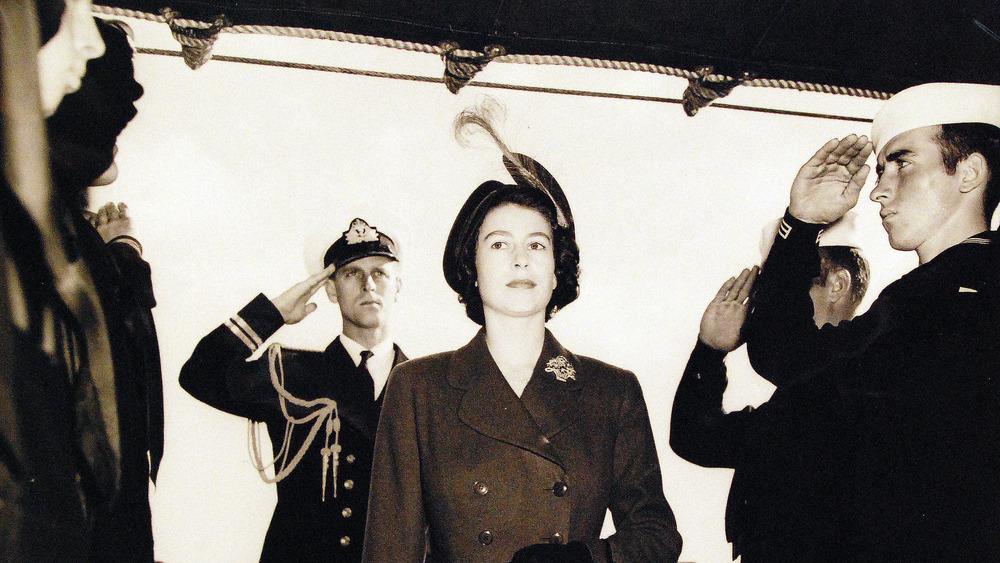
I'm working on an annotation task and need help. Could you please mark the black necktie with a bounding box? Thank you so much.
[359,350,375,407]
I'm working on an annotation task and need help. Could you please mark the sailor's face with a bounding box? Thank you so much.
[870,125,962,257]
[328,255,400,331]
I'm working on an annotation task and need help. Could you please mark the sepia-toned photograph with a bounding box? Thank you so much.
[2,1,999,561]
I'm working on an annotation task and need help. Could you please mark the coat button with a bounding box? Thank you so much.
[342,507,352,518]
[552,481,568,497]
[478,530,493,545]
[550,532,564,544]
[474,481,489,495]
[339,536,350,547]
[343,479,354,490]
[346,454,356,464]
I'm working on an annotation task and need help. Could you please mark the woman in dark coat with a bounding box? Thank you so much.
[363,115,681,563]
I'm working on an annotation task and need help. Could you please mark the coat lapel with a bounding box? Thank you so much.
[321,337,395,443]
[373,345,407,413]
[520,329,584,439]
[450,330,565,468]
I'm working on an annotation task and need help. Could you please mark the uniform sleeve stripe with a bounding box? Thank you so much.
[225,319,258,351]
[232,315,264,347]
[777,218,792,239]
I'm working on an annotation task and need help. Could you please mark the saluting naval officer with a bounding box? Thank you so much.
[744,83,1000,560]
[179,216,407,562]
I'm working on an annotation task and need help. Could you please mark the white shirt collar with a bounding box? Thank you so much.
[339,334,395,399]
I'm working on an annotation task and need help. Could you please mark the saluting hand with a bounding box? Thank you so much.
[699,266,758,352]
[88,201,133,243]
[270,264,336,324]
[789,134,873,224]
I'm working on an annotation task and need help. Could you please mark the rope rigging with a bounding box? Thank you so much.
[93,4,891,103]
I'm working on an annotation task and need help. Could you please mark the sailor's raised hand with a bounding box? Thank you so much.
[271,264,337,324]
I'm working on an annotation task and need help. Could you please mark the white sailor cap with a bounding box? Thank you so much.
[871,82,1000,154]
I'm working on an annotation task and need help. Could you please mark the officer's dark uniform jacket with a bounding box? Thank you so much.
[363,329,682,563]
[179,294,406,562]
[736,211,1000,561]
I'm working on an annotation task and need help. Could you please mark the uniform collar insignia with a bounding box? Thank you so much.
[545,355,576,383]
[344,218,380,244]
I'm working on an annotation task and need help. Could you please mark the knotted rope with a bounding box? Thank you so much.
[92,4,890,100]
[161,7,230,69]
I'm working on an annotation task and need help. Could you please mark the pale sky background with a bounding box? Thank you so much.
[93,14,918,563]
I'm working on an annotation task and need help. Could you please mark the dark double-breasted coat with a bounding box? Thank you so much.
[363,329,681,563]
[741,212,1000,561]
[179,294,406,562]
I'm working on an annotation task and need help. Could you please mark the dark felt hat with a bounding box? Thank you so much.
[35,0,64,45]
[46,19,143,193]
[443,153,574,296]
[323,217,399,270]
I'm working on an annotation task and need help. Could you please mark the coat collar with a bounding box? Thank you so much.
[323,336,407,371]
[521,331,584,439]
[448,329,584,466]
[902,230,1000,293]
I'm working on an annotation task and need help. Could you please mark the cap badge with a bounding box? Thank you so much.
[344,218,380,245]
[545,356,576,383]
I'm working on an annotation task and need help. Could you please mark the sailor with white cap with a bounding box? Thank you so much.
[179,215,408,562]
[741,83,1000,560]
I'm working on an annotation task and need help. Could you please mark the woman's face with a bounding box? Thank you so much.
[475,203,557,321]
[37,0,104,116]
